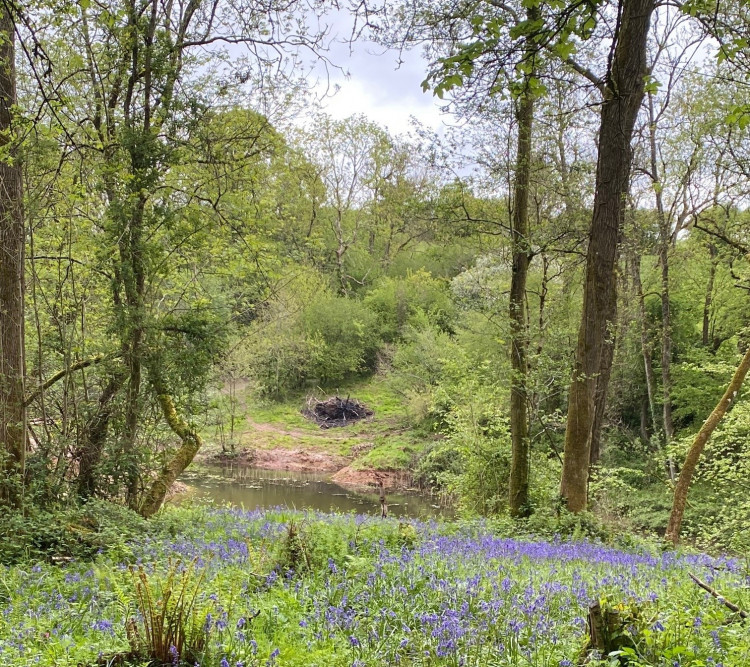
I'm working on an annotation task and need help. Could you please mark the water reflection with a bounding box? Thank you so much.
[179,464,450,519]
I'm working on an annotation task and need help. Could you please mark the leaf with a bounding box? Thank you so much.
[643,74,662,94]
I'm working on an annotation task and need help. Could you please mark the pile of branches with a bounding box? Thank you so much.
[303,395,373,429]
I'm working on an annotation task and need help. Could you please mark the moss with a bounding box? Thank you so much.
[140,393,203,518]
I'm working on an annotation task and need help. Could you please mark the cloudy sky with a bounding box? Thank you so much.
[310,31,448,136]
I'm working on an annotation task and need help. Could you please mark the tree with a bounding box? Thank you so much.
[560,0,656,512]
[0,2,25,506]
[296,114,396,294]
[396,0,603,515]
[666,344,750,544]
[627,16,710,477]
[508,7,539,518]
[16,0,330,514]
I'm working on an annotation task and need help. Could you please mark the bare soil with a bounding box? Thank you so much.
[204,446,348,473]
[201,446,413,491]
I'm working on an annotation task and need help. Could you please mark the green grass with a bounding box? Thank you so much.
[200,375,430,470]
[355,434,419,470]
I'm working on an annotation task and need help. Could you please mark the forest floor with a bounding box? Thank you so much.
[197,376,434,490]
[4,505,746,667]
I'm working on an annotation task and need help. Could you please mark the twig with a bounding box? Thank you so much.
[689,572,748,619]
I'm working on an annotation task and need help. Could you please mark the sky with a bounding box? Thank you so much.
[309,33,448,136]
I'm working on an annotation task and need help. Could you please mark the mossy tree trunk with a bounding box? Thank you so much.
[139,383,203,518]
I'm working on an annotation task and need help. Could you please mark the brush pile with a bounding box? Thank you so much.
[303,395,373,429]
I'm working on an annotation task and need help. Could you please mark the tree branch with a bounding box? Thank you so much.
[565,57,604,91]
[24,354,114,407]
[689,572,748,619]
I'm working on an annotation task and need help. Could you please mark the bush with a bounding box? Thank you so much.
[0,499,147,565]
[386,324,456,424]
[364,270,456,342]
[246,273,382,397]
[303,294,381,381]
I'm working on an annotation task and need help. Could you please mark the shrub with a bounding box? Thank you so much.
[276,519,352,574]
[386,324,457,425]
[128,558,215,665]
[363,270,456,342]
[0,500,147,565]
[303,294,381,382]
[246,275,381,397]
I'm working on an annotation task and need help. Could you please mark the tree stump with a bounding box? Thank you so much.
[578,601,637,665]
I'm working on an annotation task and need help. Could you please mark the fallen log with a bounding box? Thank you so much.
[689,572,748,619]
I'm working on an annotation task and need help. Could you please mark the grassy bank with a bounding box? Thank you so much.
[1,504,749,666]
[203,376,434,476]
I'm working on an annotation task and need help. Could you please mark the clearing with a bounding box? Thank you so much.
[199,376,434,490]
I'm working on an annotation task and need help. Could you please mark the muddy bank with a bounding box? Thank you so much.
[201,446,414,491]
[204,446,349,473]
[165,480,192,502]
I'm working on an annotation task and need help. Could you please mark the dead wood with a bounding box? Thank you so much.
[689,572,748,620]
[302,395,373,429]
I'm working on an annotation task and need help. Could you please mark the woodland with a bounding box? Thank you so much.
[2,0,750,665]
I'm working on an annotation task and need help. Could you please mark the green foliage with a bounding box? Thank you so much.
[303,294,381,381]
[276,519,350,574]
[128,559,214,665]
[156,308,231,396]
[672,347,739,427]
[247,274,382,398]
[523,506,615,544]
[363,270,456,342]
[421,0,602,97]
[688,396,750,551]
[0,500,147,565]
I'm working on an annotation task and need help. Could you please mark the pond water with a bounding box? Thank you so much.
[179,464,451,520]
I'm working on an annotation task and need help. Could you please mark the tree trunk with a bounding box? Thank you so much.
[589,292,617,467]
[119,198,146,509]
[78,374,126,498]
[659,240,676,482]
[665,345,750,544]
[632,249,658,436]
[561,0,655,512]
[702,243,717,347]
[139,387,203,518]
[658,217,675,445]
[508,50,535,518]
[640,398,650,443]
[0,4,26,506]
[648,92,676,477]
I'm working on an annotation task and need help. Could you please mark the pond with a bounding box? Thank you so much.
[179,464,451,519]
